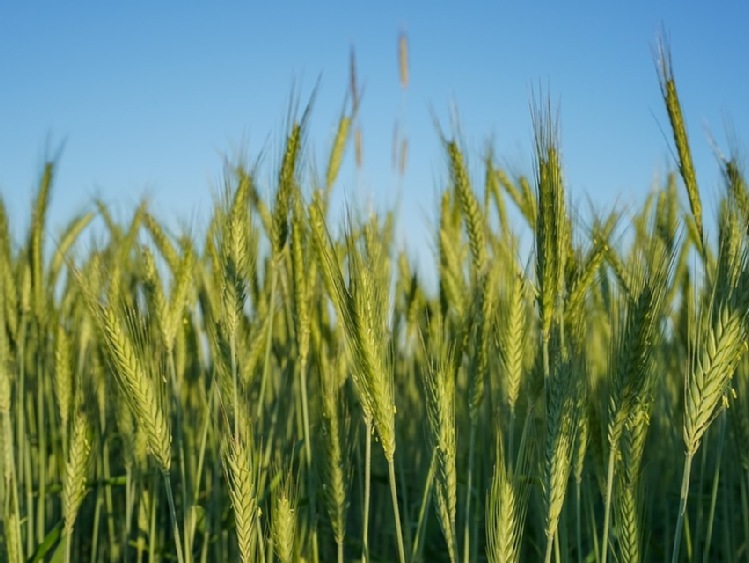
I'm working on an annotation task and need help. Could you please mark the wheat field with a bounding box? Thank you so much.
[2,42,749,563]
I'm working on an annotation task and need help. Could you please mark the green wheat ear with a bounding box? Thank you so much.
[486,428,533,563]
[271,465,298,563]
[63,409,93,537]
[224,430,259,563]
[656,37,703,251]
[532,97,566,346]
[422,333,457,562]
[326,113,352,192]
[447,139,487,279]
[543,353,583,559]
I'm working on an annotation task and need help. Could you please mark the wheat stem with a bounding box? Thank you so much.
[361,418,372,563]
[575,478,583,563]
[463,424,477,563]
[163,471,186,563]
[600,446,616,563]
[411,449,436,562]
[702,416,726,562]
[672,452,694,563]
[389,459,407,563]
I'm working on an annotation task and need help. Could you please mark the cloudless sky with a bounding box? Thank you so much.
[2,3,748,279]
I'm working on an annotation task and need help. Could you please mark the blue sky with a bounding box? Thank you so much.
[2,3,748,278]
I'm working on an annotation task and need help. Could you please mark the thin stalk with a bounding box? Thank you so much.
[133,485,144,563]
[199,524,209,563]
[672,452,694,563]
[65,530,73,563]
[695,429,710,558]
[586,479,601,563]
[35,333,46,547]
[462,423,477,563]
[299,357,319,563]
[744,471,749,557]
[23,403,33,554]
[134,483,143,563]
[664,484,671,563]
[124,470,133,563]
[18,331,33,557]
[256,266,278,424]
[149,471,158,563]
[600,446,617,563]
[361,418,372,563]
[3,381,23,563]
[542,334,553,563]
[576,479,583,563]
[397,447,414,558]
[545,533,555,563]
[702,417,726,561]
[210,397,223,563]
[471,457,480,563]
[103,443,118,560]
[388,459,407,563]
[168,352,192,563]
[685,509,693,560]
[192,381,216,535]
[411,449,436,562]
[193,384,213,481]
[163,471,186,563]
[92,490,102,561]
[257,519,266,562]
[722,471,733,560]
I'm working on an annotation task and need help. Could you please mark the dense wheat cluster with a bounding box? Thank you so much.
[2,44,749,563]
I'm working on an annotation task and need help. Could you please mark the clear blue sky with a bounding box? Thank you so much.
[2,3,748,278]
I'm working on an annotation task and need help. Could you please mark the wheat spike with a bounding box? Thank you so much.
[423,338,458,562]
[657,38,703,248]
[63,409,93,536]
[224,432,259,563]
[271,469,297,563]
